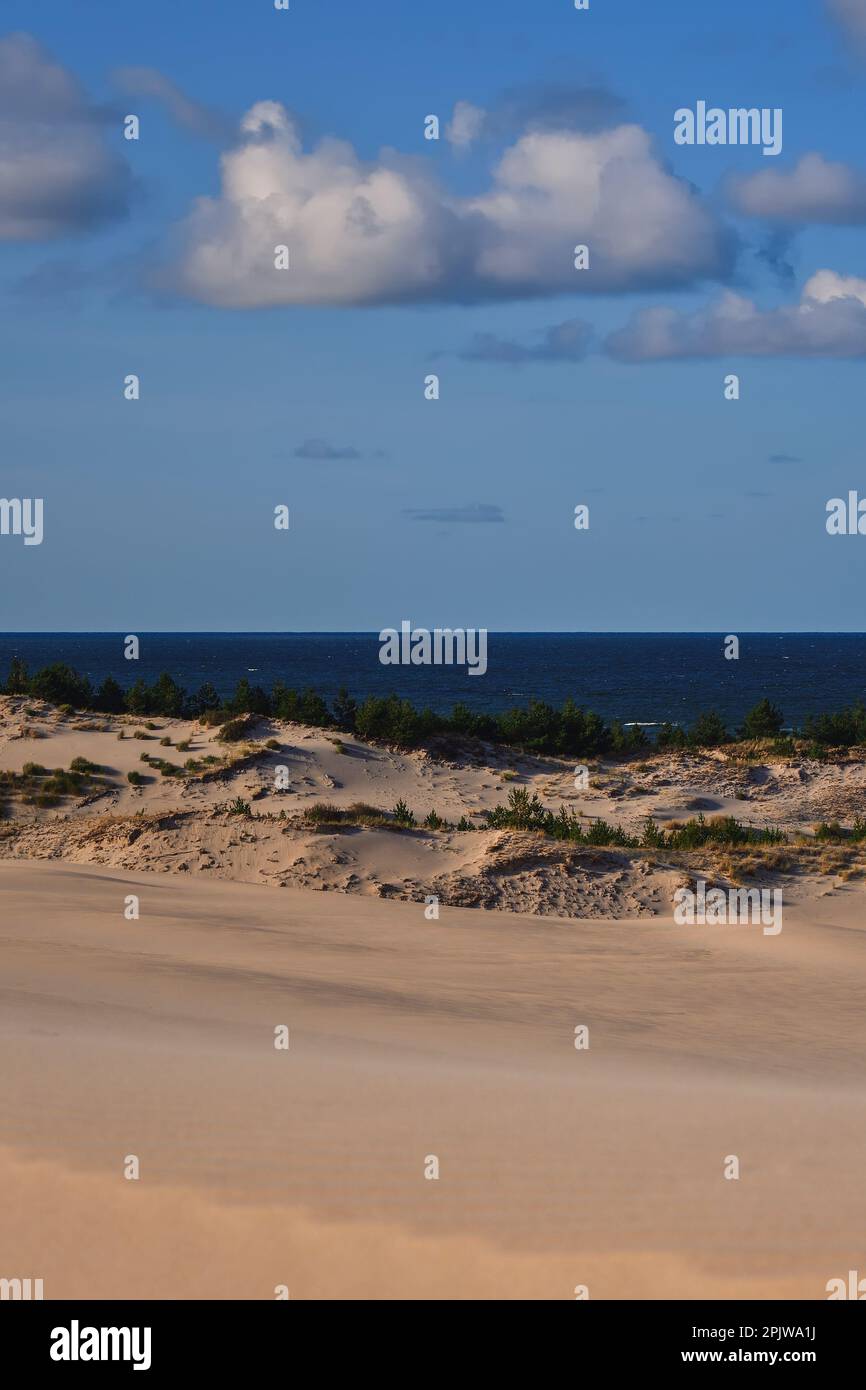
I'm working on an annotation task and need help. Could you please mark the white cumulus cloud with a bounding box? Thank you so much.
[161,103,733,307]
[606,272,866,360]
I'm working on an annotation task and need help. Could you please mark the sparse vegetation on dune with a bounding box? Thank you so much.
[482,787,786,850]
[5,663,866,900]
[0,758,110,812]
[5,658,865,762]
[304,802,395,830]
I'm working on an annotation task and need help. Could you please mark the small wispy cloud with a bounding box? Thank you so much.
[294,438,362,461]
[729,153,866,225]
[112,67,233,142]
[454,318,592,365]
[403,504,505,524]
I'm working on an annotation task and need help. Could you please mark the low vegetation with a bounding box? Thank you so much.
[5,658,859,761]
[0,758,110,811]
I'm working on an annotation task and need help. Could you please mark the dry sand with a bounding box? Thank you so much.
[2,859,864,1299]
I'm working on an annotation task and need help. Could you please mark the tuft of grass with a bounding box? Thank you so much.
[219,716,254,743]
[304,801,341,824]
[155,761,185,778]
[42,770,86,796]
[70,756,102,774]
[303,801,395,830]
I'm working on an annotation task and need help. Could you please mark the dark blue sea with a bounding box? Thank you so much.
[1,633,864,729]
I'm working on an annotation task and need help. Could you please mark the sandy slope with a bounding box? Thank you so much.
[6,697,866,842]
[1,860,864,1299]
[3,697,866,918]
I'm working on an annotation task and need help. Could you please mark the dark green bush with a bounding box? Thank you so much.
[739,699,784,740]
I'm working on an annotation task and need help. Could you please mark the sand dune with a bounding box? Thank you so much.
[2,860,864,1299]
[3,697,865,917]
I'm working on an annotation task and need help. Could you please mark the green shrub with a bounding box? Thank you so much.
[813,821,846,842]
[219,717,253,743]
[198,708,226,727]
[739,699,784,740]
[70,756,101,773]
[42,770,85,796]
[770,736,796,758]
[640,816,667,848]
[482,793,784,851]
[688,711,729,747]
[803,704,866,748]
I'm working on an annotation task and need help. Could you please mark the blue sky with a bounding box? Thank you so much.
[2,0,866,631]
